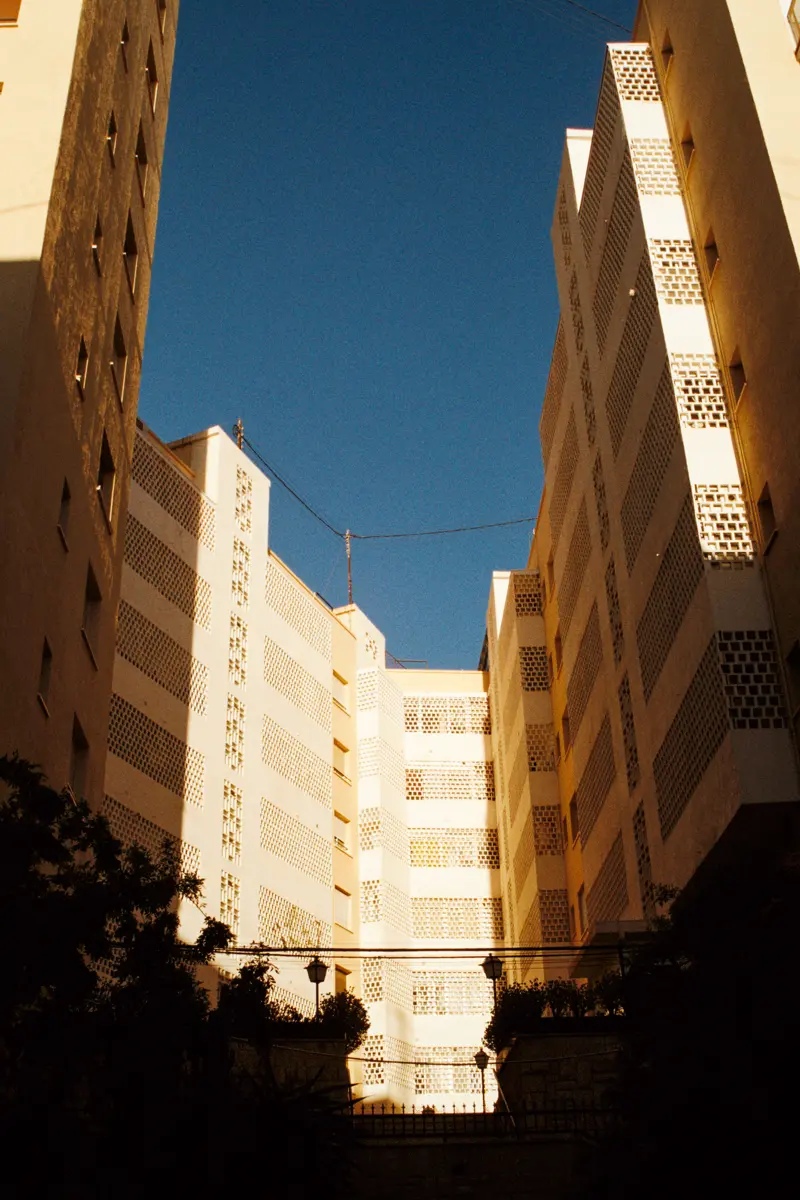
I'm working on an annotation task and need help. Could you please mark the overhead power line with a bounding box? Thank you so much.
[507,0,631,35]
[240,431,535,545]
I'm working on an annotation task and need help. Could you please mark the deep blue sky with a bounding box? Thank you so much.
[140,0,636,667]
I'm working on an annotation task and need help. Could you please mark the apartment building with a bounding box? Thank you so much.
[0,1,177,803]
[497,7,800,974]
[104,421,500,1108]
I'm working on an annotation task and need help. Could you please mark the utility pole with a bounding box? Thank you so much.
[233,417,244,450]
[345,529,353,604]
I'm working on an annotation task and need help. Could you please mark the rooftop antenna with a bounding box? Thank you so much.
[233,417,244,450]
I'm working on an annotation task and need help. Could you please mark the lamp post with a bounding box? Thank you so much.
[481,954,504,1008]
[305,956,328,1017]
[474,1048,489,1113]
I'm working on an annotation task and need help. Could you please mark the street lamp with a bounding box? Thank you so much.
[481,954,504,1008]
[305,956,328,1017]
[474,1048,489,1113]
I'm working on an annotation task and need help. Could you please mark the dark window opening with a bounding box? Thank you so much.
[96,432,116,525]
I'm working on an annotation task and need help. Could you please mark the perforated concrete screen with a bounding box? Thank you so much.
[558,186,572,270]
[649,240,704,304]
[411,897,504,940]
[359,806,410,860]
[629,137,681,196]
[609,45,662,102]
[557,498,591,640]
[549,408,578,551]
[264,559,332,660]
[410,827,500,869]
[362,959,413,1009]
[633,801,655,916]
[132,434,216,549]
[264,636,331,729]
[220,872,241,942]
[525,723,555,773]
[618,674,640,794]
[514,818,534,900]
[404,694,491,735]
[576,714,616,847]
[581,355,597,446]
[117,599,208,713]
[534,805,562,855]
[261,714,332,808]
[717,631,787,729]
[260,798,332,886]
[125,515,212,628]
[513,572,543,617]
[566,602,603,739]
[593,453,610,552]
[606,254,659,458]
[405,762,495,803]
[621,363,680,572]
[636,496,705,700]
[411,971,492,1016]
[228,615,248,689]
[222,781,243,864]
[519,646,549,691]
[654,639,730,840]
[605,558,625,666]
[361,880,412,934]
[671,354,729,429]
[108,694,204,805]
[569,268,585,354]
[231,538,250,608]
[101,794,200,874]
[415,1047,483,1096]
[539,321,568,469]
[358,737,405,792]
[579,60,619,255]
[235,466,253,535]
[694,485,755,565]
[258,887,332,949]
[593,149,638,356]
[225,695,246,773]
[586,832,628,928]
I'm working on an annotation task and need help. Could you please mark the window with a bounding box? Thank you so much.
[334,811,350,853]
[69,716,89,799]
[562,815,568,852]
[157,0,168,36]
[96,432,116,525]
[145,40,158,111]
[661,29,674,72]
[37,639,53,714]
[82,564,102,666]
[111,316,127,403]
[569,904,577,940]
[568,794,579,844]
[757,483,777,550]
[135,122,149,196]
[547,653,554,685]
[120,20,130,69]
[92,216,103,275]
[554,730,561,763]
[57,479,71,549]
[334,886,352,931]
[75,337,89,397]
[704,230,719,278]
[577,885,586,936]
[123,213,138,294]
[554,627,563,673]
[332,670,349,711]
[547,556,555,593]
[335,966,350,995]
[106,110,118,162]
[562,710,571,754]
[729,352,747,404]
[680,125,695,170]
[333,740,350,783]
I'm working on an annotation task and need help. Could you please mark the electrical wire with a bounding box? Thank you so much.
[506,0,631,35]
[240,432,536,545]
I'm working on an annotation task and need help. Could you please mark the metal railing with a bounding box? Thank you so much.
[352,1100,618,1141]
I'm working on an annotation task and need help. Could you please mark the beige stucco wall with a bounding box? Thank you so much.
[0,0,178,802]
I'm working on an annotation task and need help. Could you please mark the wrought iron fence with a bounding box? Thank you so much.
[352,1100,618,1140]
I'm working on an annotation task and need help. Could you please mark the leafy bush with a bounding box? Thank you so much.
[484,974,625,1051]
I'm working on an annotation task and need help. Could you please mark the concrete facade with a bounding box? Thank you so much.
[0,1,177,802]
[105,421,499,1109]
